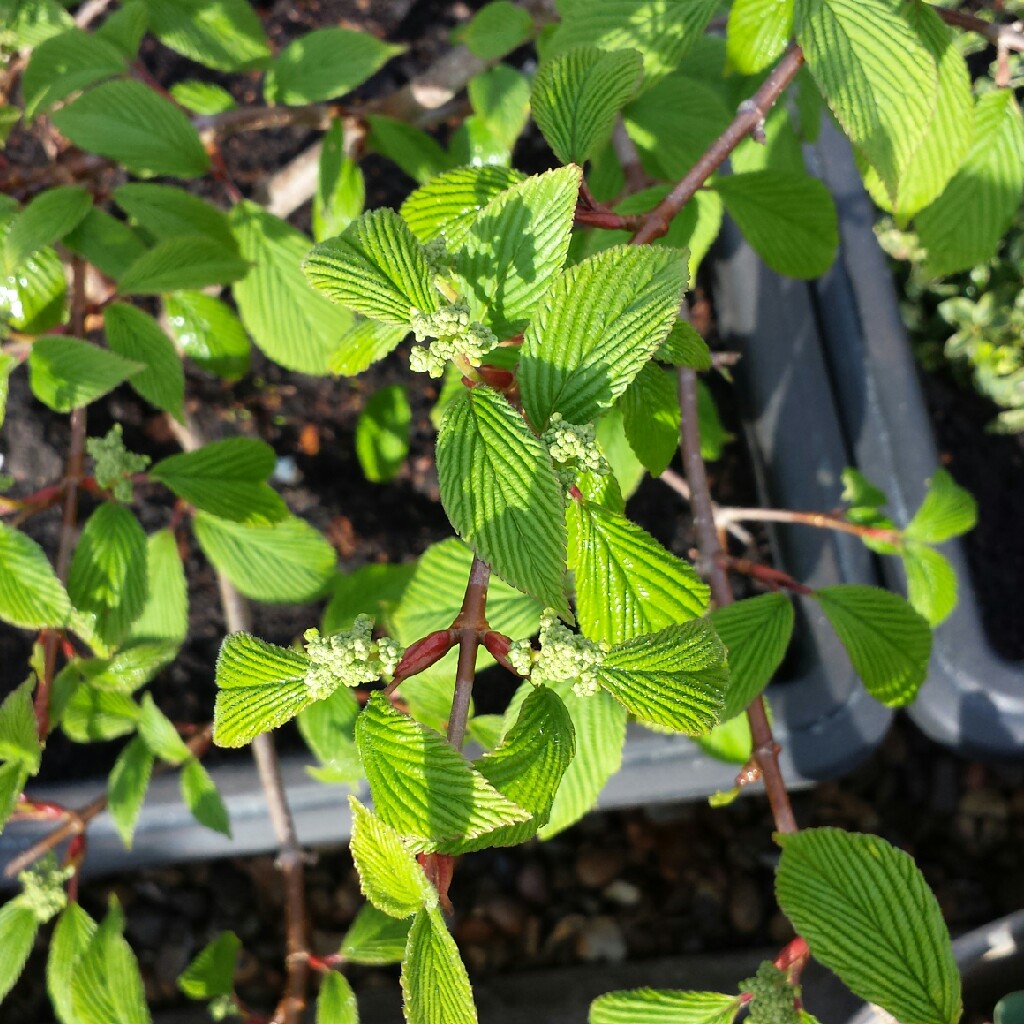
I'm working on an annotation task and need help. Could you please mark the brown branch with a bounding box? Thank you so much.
[936,6,1024,51]
[659,468,755,546]
[447,556,491,750]
[717,553,815,598]
[714,505,901,545]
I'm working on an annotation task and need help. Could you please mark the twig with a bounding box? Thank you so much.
[447,556,491,750]
[714,505,901,544]
[936,6,1024,52]
[74,0,116,28]
[717,553,814,598]
[659,469,755,546]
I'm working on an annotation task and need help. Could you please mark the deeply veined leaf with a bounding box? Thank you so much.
[0,0,72,47]
[63,208,147,280]
[318,970,359,1024]
[402,908,477,1024]
[365,115,455,186]
[814,585,931,707]
[340,903,412,965]
[620,363,680,476]
[657,320,711,369]
[437,387,570,618]
[67,503,147,647]
[776,828,961,1024]
[0,898,40,1003]
[2,186,91,270]
[28,336,141,413]
[181,759,231,837]
[328,319,409,377]
[128,530,188,646]
[901,544,957,629]
[568,501,708,644]
[315,120,365,242]
[107,736,155,848]
[264,28,402,105]
[142,0,269,71]
[231,201,352,374]
[48,903,97,1024]
[0,763,27,829]
[726,0,793,75]
[194,513,335,604]
[165,292,252,381]
[113,183,238,254]
[455,165,581,338]
[0,680,41,772]
[170,80,236,115]
[71,642,177,694]
[349,797,438,918]
[118,235,249,294]
[905,468,977,544]
[355,693,530,851]
[590,988,740,1024]
[0,234,67,333]
[520,245,688,428]
[711,594,794,720]
[177,932,241,999]
[304,208,438,325]
[400,166,524,247]
[710,171,837,279]
[213,633,311,748]
[51,79,210,178]
[456,1,533,59]
[138,693,190,763]
[22,27,126,119]
[0,522,71,629]
[794,0,938,202]
[104,302,185,421]
[356,384,411,483]
[532,47,643,164]
[150,437,288,526]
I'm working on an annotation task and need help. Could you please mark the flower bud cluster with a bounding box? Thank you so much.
[542,413,609,487]
[421,236,453,274]
[86,425,151,501]
[740,962,800,1024]
[303,616,403,700]
[507,610,608,698]
[409,298,498,378]
[18,854,74,923]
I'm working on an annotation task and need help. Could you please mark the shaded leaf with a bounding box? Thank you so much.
[0,522,71,629]
[142,0,269,71]
[181,759,231,836]
[22,27,126,119]
[104,302,185,421]
[0,898,40,1003]
[339,903,412,965]
[107,736,154,848]
[365,115,455,186]
[164,291,252,381]
[401,908,477,1024]
[2,186,91,270]
[28,336,141,414]
[356,384,411,483]
[591,988,739,1024]
[128,530,188,646]
[177,932,241,999]
[620,363,680,476]
[456,1,533,59]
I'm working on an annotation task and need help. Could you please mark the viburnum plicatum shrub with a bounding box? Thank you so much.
[0,0,1017,1022]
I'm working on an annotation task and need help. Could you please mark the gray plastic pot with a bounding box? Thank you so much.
[809,121,1024,759]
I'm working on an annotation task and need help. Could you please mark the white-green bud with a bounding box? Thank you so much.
[18,854,73,924]
[542,413,609,487]
[409,299,498,378]
[303,616,403,699]
[512,610,607,698]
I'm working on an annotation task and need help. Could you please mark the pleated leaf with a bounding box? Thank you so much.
[901,544,957,629]
[402,908,477,1024]
[128,530,188,646]
[63,208,146,280]
[48,903,97,1024]
[905,468,977,544]
[61,684,140,742]
[181,759,231,836]
[568,500,708,644]
[165,291,252,381]
[107,735,155,848]
[22,27,126,119]
[349,797,437,918]
[0,899,40,1003]
[814,585,931,707]
[436,387,570,619]
[326,319,406,377]
[0,238,67,334]
[532,47,643,164]
[113,183,238,253]
[71,642,177,694]
[0,763,27,830]
[776,828,961,1024]
[340,903,412,965]
[355,693,530,851]
[591,989,739,1024]
[620,363,680,476]
[317,971,360,1024]
[141,0,270,72]
[118,235,249,294]
[0,522,71,629]
[520,245,687,428]
[726,0,793,75]
[2,186,91,270]
[104,302,184,421]
[28,336,141,413]
[177,932,241,999]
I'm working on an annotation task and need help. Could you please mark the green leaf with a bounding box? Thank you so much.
[620,363,680,476]
[104,303,185,421]
[0,762,28,829]
[711,594,795,720]
[696,381,729,461]
[356,384,411,483]
[164,291,251,381]
[60,683,140,742]
[710,171,837,279]
[170,80,237,115]
[365,115,455,186]
[400,166,525,247]
[318,971,359,1024]
[142,0,269,71]
[775,828,961,1024]
[128,530,188,646]
[108,736,155,848]
[63,208,147,280]
[297,687,361,782]
[213,633,311,748]
[340,903,411,965]
[181,758,231,837]
[591,989,739,1024]
[814,585,932,707]
[656,320,712,369]
[349,796,437,918]
[901,543,957,629]
[905,468,977,544]
[177,932,241,999]
[453,64,531,165]
[118,235,249,294]
[520,244,687,428]
[996,994,1024,1024]
[304,208,439,325]
[455,165,581,339]
[568,501,708,644]
[726,0,793,75]
[0,679,42,773]
[48,903,97,1024]
[67,502,147,647]
[402,908,477,1024]
[194,513,335,604]
[456,1,533,59]
[794,0,938,202]
[264,28,402,105]
[324,563,415,634]
[841,466,887,513]
[51,79,210,179]
[231,201,352,374]
[315,120,365,242]
[0,354,13,431]
[0,522,70,629]
[21,27,126,119]
[150,437,288,526]
[94,3,147,58]
[355,693,530,851]
[72,642,177,694]
[113,182,238,254]
[2,186,92,270]
[532,47,643,165]
[0,898,40,1003]
[437,387,570,619]
[138,693,190,764]
[695,709,756,765]
[327,318,409,377]
[28,336,141,413]
[0,0,72,48]
[0,240,67,333]
[731,105,806,177]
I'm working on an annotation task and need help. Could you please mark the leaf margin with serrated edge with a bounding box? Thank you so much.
[589,987,740,1024]
[401,906,478,1024]
[0,521,71,629]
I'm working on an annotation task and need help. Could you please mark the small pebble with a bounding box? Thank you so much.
[575,917,627,963]
[602,879,642,907]
[576,848,625,889]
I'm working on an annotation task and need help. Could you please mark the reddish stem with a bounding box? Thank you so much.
[447,556,491,750]
[718,553,815,597]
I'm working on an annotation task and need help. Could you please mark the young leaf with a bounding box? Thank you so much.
[194,513,336,604]
[590,989,740,1024]
[905,468,977,544]
[356,384,411,483]
[519,244,688,428]
[454,64,531,165]
[315,120,365,242]
[0,239,67,334]
[170,80,237,115]
[138,693,190,764]
[726,0,793,75]
[901,544,957,629]
[0,763,28,830]
[776,828,961,1024]
[0,680,43,773]
[264,28,402,105]
[324,563,415,635]
[455,165,581,339]
[104,302,185,421]
[107,736,155,848]
[436,387,570,619]
[297,687,361,782]
[71,642,177,694]
[620,363,680,476]
[28,336,141,413]
[0,522,71,629]
[318,970,359,1024]
[2,186,92,270]
[213,633,311,748]
[365,115,455,186]
[67,502,147,647]
[61,684,140,742]
[340,903,412,965]
[94,3,147,57]
[695,709,757,765]
[355,693,530,850]
[568,501,708,644]
[63,208,147,280]
[128,530,189,646]
[113,182,238,254]
[150,437,288,526]
[48,903,97,1024]
[401,908,477,1024]
[21,27,126,119]
[327,318,409,377]
[177,931,241,999]
[349,797,437,918]
[117,235,250,294]
[180,759,231,837]
[231,201,352,374]
[141,0,270,71]
[456,1,533,59]
[51,79,210,178]
[533,47,643,165]
[0,898,40,1003]
[814,585,931,707]
[165,291,252,380]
